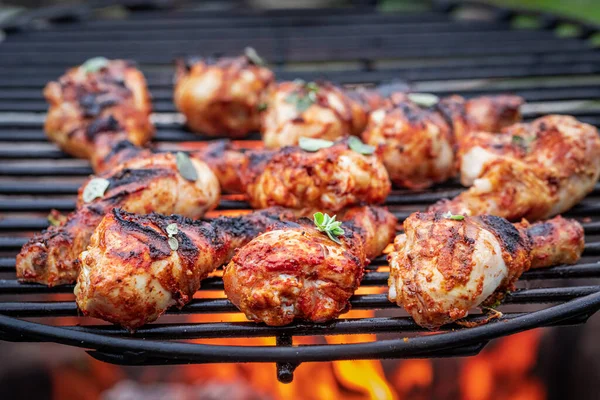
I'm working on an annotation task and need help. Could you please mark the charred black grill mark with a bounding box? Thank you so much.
[107,168,172,190]
[246,150,275,173]
[435,98,467,135]
[478,215,525,254]
[103,139,142,163]
[212,213,297,241]
[86,115,121,139]
[154,218,202,266]
[112,208,171,258]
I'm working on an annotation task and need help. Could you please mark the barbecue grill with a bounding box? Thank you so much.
[0,0,599,384]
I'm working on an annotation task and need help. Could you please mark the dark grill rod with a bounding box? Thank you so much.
[3,86,599,113]
[0,313,589,343]
[0,30,559,53]
[0,286,598,318]
[0,291,598,365]
[2,52,600,89]
[2,206,600,232]
[0,39,592,66]
[2,260,600,292]
[2,84,599,108]
[6,20,511,43]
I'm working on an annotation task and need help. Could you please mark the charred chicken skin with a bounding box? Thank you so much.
[193,138,391,211]
[361,93,523,189]
[261,80,384,149]
[174,51,275,137]
[388,212,584,329]
[16,152,220,286]
[75,208,292,330]
[224,206,397,326]
[431,115,600,221]
[44,58,154,160]
[75,206,395,330]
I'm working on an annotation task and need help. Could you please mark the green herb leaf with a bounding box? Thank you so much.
[257,102,268,112]
[512,134,535,152]
[314,212,325,226]
[176,151,198,182]
[80,57,109,74]
[285,81,320,113]
[299,137,334,152]
[168,236,179,251]
[512,135,525,144]
[47,211,65,227]
[166,223,178,236]
[442,211,465,220]
[313,212,345,245]
[244,47,265,66]
[82,177,110,203]
[306,82,319,92]
[407,92,439,108]
[348,136,376,155]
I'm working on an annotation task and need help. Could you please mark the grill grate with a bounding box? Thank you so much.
[0,0,599,383]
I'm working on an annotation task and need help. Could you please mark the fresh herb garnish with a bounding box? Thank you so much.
[313,212,345,244]
[176,151,198,182]
[512,135,534,151]
[244,47,265,66]
[299,137,334,152]
[257,102,268,112]
[80,57,109,74]
[407,92,439,108]
[285,81,320,113]
[348,136,375,155]
[168,237,179,251]
[442,211,465,220]
[47,211,66,227]
[166,223,179,251]
[166,223,178,236]
[82,178,110,203]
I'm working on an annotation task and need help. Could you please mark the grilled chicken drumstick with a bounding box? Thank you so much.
[431,115,600,221]
[261,80,384,148]
[16,152,219,286]
[76,208,289,330]
[361,93,523,189]
[194,137,391,211]
[44,58,154,160]
[174,50,275,137]
[388,211,584,330]
[75,206,396,330]
[224,206,397,326]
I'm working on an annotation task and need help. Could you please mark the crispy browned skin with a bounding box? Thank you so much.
[192,138,391,210]
[224,206,397,326]
[192,140,248,193]
[44,59,154,159]
[436,94,523,142]
[388,212,584,329]
[87,117,153,174]
[174,54,274,137]
[361,94,523,189]
[16,153,220,286]
[517,215,585,268]
[240,139,391,211]
[432,115,600,221]
[261,81,384,148]
[75,208,293,330]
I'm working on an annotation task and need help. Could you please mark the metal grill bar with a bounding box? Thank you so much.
[0,286,598,318]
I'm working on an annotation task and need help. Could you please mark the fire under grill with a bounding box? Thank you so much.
[0,0,599,383]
